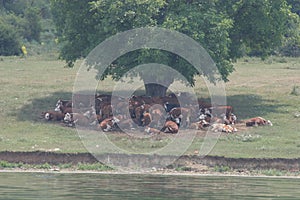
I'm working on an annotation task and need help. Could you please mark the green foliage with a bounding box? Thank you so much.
[0,0,47,56]
[0,161,24,168]
[261,169,285,176]
[35,163,52,169]
[77,162,113,171]
[51,0,99,67]
[175,166,192,172]
[51,0,298,89]
[0,20,20,55]
[214,165,231,173]
[51,0,234,84]
[226,0,296,58]
[279,6,300,57]
[287,0,300,16]
[23,7,42,42]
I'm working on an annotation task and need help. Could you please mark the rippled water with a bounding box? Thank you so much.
[0,172,299,199]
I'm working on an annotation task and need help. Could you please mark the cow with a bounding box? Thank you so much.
[133,104,151,126]
[55,104,73,114]
[168,107,192,128]
[144,126,161,134]
[97,117,120,132]
[141,112,152,127]
[245,117,273,127]
[54,99,72,112]
[189,120,210,130]
[99,104,113,120]
[164,102,180,113]
[210,123,237,133]
[129,95,146,108]
[161,120,179,134]
[95,94,112,103]
[149,104,166,128]
[63,112,92,127]
[42,111,65,121]
[55,103,89,115]
[222,113,238,125]
[114,101,129,116]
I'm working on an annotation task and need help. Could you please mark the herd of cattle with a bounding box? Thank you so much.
[42,93,273,134]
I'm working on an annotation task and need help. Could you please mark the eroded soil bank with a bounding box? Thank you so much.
[0,151,300,172]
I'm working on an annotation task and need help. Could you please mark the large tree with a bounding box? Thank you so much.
[51,0,297,96]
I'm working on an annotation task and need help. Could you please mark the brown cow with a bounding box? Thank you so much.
[63,112,91,127]
[169,107,192,128]
[245,117,273,127]
[189,120,210,130]
[141,112,152,127]
[97,117,120,132]
[144,126,161,134]
[210,123,237,133]
[161,120,179,134]
[149,104,166,128]
[134,104,151,126]
[100,104,113,119]
[222,113,237,125]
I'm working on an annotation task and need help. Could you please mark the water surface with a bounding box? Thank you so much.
[0,172,299,199]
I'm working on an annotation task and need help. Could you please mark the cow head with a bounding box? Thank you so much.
[64,113,72,122]
[55,99,64,111]
[44,112,51,120]
[112,116,120,124]
[267,120,273,126]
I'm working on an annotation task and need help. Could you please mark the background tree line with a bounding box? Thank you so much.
[0,0,54,56]
[1,0,299,58]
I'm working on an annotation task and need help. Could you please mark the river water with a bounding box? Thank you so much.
[0,172,299,199]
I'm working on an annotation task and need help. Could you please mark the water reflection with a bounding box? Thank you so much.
[0,173,299,199]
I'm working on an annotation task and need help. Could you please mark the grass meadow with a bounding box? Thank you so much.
[0,55,299,158]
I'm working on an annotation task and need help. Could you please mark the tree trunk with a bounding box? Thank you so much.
[144,83,169,97]
[141,72,174,97]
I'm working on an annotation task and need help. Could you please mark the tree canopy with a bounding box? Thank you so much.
[50,0,299,96]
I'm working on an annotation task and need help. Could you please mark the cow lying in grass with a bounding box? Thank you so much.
[97,117,120,132]
[210,123,237,133]
[63,107,98,127]
[145,120,179,134]
[54,99,72,112]
[245,117,273,127]
[42,111,65,121]
[189,120,210,130]
[44,94,273,135]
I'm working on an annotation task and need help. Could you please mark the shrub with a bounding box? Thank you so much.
[0,21,21,56]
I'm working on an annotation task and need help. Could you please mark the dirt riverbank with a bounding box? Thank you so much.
[0,151,300,173]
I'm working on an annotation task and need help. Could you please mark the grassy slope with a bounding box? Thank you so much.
[0,55,299,158]
[0,55,85,152]
[207,57,300,158]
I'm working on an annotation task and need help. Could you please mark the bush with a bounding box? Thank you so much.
[0,21,21,56]
[279,43,300,57]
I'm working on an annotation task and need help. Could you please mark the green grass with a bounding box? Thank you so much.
[0,160,113,171]
[202,56,300,158]
[0,55,300,158]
